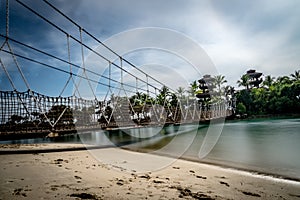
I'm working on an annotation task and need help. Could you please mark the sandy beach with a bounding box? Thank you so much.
[0,143,300,200]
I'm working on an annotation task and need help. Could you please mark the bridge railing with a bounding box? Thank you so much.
[0,89,233,137]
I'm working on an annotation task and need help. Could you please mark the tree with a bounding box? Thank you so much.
[9,115,24,124]
[98,105,115,126]
[214,75,227,94]
[130,92,154,106]
[251,87,267,114]
[236,89,252,114]
[46,105,74,127]
[237,74,250,90]
[156,86,171,106]
[263,75,275,89]
[170,93,179,107]
[214,75,227,101]
[234,69,300,116]
[236,103,246,115]
[277,76,292,85]
[225,86,235,97]
[176,86,185,99]
[291,70,300,82]
[187,80,198,97]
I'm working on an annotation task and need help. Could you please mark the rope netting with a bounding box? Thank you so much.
[0,0,231,135]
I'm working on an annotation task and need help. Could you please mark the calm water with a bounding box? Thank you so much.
[123,118,300,179]
[186,118,300,180]
[1,118,299,179]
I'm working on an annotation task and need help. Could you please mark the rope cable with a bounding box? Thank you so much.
[0,58,33,122]
[5,0,9,38]
[0,35,153,95]
[79,28,97,100]
[67,34,81,98]
[15,0,161,93]
[41,0,173,93]
[1,49,154,95]
[6,42,30,90]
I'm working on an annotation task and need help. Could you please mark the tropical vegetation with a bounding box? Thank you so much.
[1,69,299,134]
[235,70,300,116]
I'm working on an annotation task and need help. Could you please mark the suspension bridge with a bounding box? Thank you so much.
[0,0,234,140]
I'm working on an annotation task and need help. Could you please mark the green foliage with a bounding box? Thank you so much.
[236,103,246,115]
[156,86,171,106]
[187,80,198,97]
[214,75,227,94]
[129,92,153,107]
[235,71,300,116]
[237,74,250,90]
[47,105,74,126]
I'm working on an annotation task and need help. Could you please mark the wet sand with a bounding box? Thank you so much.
[0,144,300,200]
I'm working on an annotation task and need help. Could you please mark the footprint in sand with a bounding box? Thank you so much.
[74,175,82,180]
[215,176,227,179]
[139,174,151,180]
[196,175,207,179]
[219,181,230,187]
[241,191,261,197]
[69,193,98,200]
[12,188,30,197]
[153,180,165,184]
[116,181,124,186]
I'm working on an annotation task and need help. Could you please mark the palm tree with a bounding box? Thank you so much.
[187,80,198,97]
[176,86,185,99]
[237,74,250,90]
[290,70,300,82]
[276,76,292,85]
[214,75,227,96]
[263,75,275,89]
[156,86,171,106]
[225,86,235,97]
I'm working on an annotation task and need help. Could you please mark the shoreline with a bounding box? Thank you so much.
[122,146,300,183]
[1,144,300,199]
[1,143,299,183]
[0,144,300,199]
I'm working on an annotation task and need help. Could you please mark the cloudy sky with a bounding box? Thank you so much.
[0,0,299,97]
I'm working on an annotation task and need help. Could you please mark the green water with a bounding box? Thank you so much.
[173,118,300,180]
[122,118,300,180]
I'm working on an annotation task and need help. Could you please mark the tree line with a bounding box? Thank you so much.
[1,69,299,133]
[177,69,300,117]
[235,70,300,116]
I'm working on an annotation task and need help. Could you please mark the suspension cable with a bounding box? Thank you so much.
[0,58,31,119]
[5,0,9,38]
[0,0,9,50]
[1,49,155,95]
[66,34,81,98]
[5,42,55,127]
[79,27,97,99]
[0,58,15,89]
[15,0,162,94]
[0,34,152,95]
[58,34,73,97]
[41,0,172,92]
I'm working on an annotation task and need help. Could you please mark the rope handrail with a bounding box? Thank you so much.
[15,0,165,94]
[0,49,154,96]
[41,0,173,93]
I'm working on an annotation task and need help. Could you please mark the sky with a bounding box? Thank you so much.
[0,0,299,97]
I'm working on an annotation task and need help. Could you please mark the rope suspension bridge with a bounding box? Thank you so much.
[0,0,234,139]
